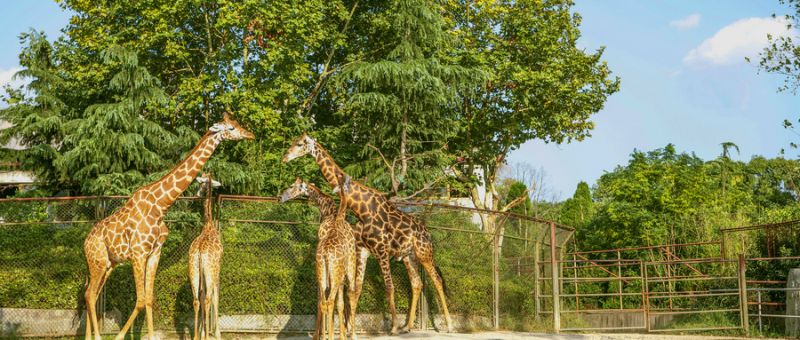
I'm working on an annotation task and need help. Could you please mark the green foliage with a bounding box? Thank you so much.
[331,0,483,195]
[579,144,800,256]
[560,181,593,228]
[56,46,194,195]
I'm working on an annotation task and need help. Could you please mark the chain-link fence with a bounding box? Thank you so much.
[0,195,572,337]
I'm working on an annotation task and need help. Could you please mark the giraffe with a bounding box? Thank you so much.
[279,176,357,340]
[188,173,223,340]
[82,113,253,340]
[282,133,453,334]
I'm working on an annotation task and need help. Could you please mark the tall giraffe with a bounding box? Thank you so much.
[282,133,453,334]
[82,113,253,340]
[280,176,357,340]
[188,173,223,340]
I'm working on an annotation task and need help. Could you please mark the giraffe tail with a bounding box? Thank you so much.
[73,273,89,327]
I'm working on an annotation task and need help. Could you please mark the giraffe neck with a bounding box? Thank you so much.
[203,191,214,229]
[306,184,337,218]
[310,142,387,219]
[311,144,346,189]
[152,132,221,211]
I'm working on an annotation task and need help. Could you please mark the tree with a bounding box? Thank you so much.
[446,0,620,235]
[55,46,195,195]
[331,0,482,197]
[0,30,67,192]
[560,181,593,229]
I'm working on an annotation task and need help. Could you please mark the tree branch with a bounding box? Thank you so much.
[298,0,360,116]
[500,188,530,212]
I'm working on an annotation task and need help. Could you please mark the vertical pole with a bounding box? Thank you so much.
[640,261,647,331]
[96,197,105,332]
[533,241,541,321]
[643,262,650,332]
[550,222,560,333]
[493,230,499,330]
[419,263,428,331]
[617,250,623,310]
[738,254,750,334]
[572,253,579,311]
[757,290,762,334]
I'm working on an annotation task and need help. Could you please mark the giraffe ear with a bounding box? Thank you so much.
[210,179,222,187]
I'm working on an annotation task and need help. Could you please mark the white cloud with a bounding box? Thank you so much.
[0,67,22,90]
[670,13,701,30]
[684,17,794,65]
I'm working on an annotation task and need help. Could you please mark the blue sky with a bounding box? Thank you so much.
[0,1,798,200]
[508,0,800,199]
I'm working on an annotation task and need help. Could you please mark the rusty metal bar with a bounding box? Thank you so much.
[558,292,641,298]
[572,253,632,284]
[648,308,740,315]
[559,308,645,313]
[746,256,800,261]
[647,292,739,298]
[720,219,800,233]
[747,280,786,284]
[646,276,738,282]
[648,326,741,332]
[568,241,721,256]
[646,258,736,265]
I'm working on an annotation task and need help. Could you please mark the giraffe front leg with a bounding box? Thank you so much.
[377,256,397,334]
[401,256,422,333]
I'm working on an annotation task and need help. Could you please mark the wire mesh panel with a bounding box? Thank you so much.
[643,258,742,333]
[0,195,569,337]
[0,197,97,337]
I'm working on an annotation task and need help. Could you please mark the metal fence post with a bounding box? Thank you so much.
[550,222,560,333]
[738,254,750,334]
[493,230,500,330]
[533,240,541,321]
[95,196,105,332]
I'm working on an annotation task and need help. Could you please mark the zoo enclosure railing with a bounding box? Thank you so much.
[0,194,573,337]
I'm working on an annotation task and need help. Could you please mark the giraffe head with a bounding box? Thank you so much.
[209,112,255,141]
[195,173,222,197]
[279,177,311,203]
[282,132,316,163]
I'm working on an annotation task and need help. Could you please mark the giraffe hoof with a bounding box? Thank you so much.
[399,326,411,334]
[390,327,398,335]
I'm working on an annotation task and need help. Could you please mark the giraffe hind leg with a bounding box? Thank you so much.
[401,256,422,333]
[190,253,201,340]
[419,256,453,333]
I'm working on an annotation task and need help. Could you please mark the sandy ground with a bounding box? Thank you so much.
[207,331,761,340]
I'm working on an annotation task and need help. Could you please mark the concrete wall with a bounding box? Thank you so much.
[0,308,490,337]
